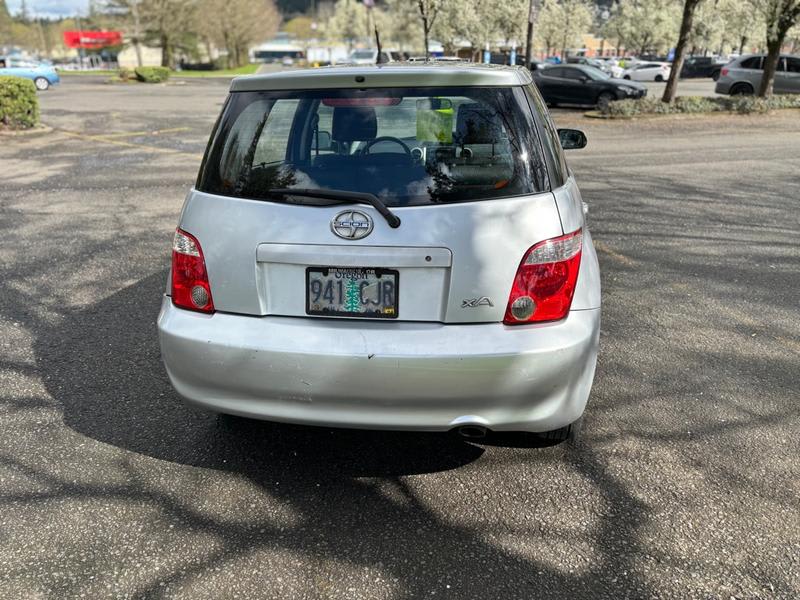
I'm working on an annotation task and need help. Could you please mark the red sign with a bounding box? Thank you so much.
[63,31,123,50]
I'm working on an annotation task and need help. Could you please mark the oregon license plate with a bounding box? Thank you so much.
[306,267,399,318]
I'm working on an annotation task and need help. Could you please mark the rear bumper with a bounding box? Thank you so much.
[157,298,600,433]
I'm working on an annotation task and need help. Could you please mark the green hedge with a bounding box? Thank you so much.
[134,66,171,83]
[599,94,800,118]
[0,76,40,130]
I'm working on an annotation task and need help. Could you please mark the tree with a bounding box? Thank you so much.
[752,0,800,96]
[1,0,14,43]
[325,0,370,49]
[105,0,145,67]
[378,1,421,52]
[723,0,765,55]
[535,0,567,56]
[493,0,529,49]
[199,0,279,67]
[284,16,315,41]
[105,0,199,68]
[557,0,593,59]
[430,0,484,57]
[417,0,443,59]
[662,0,702,103]
[603,0,681,55]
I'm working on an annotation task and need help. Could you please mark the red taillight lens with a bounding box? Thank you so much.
[721,68,728,76]
[171,228,215,313]
[503,229,583,325]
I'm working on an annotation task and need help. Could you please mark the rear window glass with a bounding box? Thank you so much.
[740,57,763,69]
[198,86,549,206]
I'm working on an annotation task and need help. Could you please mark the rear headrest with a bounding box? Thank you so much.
[455,103,503,144]
[332,107,377,142]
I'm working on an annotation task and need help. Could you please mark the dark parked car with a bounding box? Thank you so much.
[681,56,726,80]
[533,64,647,108]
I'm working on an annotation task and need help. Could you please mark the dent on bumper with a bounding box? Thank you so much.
[157,298,600,432]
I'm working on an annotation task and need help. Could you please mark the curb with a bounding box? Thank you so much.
[0,124,54,136]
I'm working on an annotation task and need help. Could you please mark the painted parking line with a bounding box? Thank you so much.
[100,127,191,139]
[57,129,203,158]
[594,240,637,266]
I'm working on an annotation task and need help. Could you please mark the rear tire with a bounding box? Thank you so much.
[596,91,615,110]
[655,74,664,82]
[538,417,583,444]
[623,75,631,80]
[711,70,721,82]
[34,77,50,91]
[730,82,754,96]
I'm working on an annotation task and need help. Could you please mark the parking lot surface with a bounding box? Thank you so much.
[1,79,799,599]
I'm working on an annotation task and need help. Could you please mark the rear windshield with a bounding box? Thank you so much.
[197,86,549,207]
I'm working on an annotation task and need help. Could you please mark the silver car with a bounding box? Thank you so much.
[157,64,601,440]
[715,54,800,95]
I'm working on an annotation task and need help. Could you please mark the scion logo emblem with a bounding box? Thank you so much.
[331,210,373,240]
[462,297,494,308]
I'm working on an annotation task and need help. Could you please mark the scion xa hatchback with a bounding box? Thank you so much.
[157,63,601,440]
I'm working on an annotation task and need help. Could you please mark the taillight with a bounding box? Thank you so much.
[721,67,728,76]
[171,228,215,313]
[503,229,582,325]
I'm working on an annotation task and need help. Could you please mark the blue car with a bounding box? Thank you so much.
[0,57,60,91]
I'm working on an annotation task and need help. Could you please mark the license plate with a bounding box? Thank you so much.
[306,267,399,318]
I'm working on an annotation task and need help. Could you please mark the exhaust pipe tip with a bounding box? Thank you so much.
[457,425,488,439]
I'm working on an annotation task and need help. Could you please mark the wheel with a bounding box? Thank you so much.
[711,70,721,82]
[538,417,583,443]
[655,74,664,82]
[730,82,754,96]
[34,77,50,91]
[596,91,615,110]
[623,75,631,80]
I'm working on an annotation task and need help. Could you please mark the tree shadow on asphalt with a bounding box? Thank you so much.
[3,151,798,596]
[0,268,657,599]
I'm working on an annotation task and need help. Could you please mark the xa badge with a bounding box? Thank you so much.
[331,210,373,240]
[462,297,494,308]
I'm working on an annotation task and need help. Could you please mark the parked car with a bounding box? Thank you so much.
[715,54,800,95]
[157,63,600,440]
[680,56,726,80]
[616,56,640,69]
[566,56,606,70]
[0,56,60,90]
[638,54,669,63]
[348,48,393,65]
[622,62,671,82]
[607,57,640,78]
[533,64,647,108]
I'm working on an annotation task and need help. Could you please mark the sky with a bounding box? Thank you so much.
[7,0,88,18]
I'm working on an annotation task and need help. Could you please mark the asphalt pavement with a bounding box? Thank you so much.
[0,77,798,599]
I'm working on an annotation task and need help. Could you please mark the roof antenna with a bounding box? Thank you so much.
[374,24,385,64]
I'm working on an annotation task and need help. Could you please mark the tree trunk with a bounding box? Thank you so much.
[662,0,701,103]
[758,37,783,97]
[418,1,430,59]
[738,35,746,56]
[133,40,143,68]
[160,33,171,68]
[131,0,143,68]
[204,37,213,65]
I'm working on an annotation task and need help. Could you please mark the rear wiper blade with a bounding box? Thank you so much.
[267,188,401,229]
